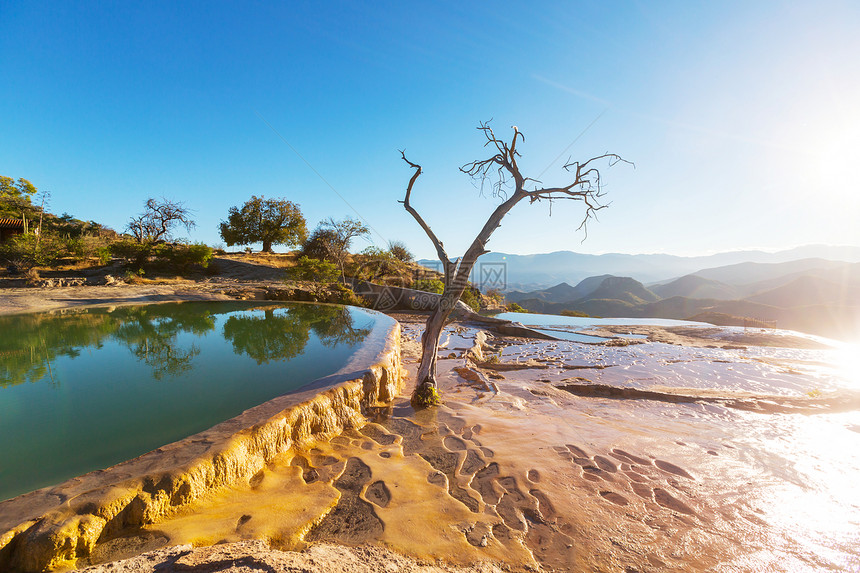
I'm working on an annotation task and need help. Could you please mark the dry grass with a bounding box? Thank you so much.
[124,275,192,285]
[222,252,299,269]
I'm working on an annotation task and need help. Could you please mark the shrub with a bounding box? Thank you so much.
[387,240,413,263]
[110,241,213,272]
[110,240,152,267]
[484,288,505,304]
[291,256,339,283]
[411,278,444,294]
[153,242,213,271]
[329,283,367,307]
[64,237,87,260]
[62,233,107,261]
[301,228,339,261]
[460,288,481,312]
[505,302,528,313]
[560,309,589,317]
[356,246,404,281]
[97,246,112,266]
[0,232,63,271]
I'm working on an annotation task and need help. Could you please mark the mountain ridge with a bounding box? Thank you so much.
[418,244,860,292]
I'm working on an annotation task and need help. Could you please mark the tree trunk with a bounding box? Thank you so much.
[411,285,466,407]
[262,240,272,253]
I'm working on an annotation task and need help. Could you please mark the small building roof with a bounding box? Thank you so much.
[0,219,25,229]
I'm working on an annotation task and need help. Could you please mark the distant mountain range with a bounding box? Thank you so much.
[418,245,860,292]
[503,258,860,340]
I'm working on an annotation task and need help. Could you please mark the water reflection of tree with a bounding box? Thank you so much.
[222,305,371,364]
[0,312,119,388]
[0,303,372,389]
[110,305,217,380]
[0,304,219,388]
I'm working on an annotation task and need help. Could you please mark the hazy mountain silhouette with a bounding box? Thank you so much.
[502,260,860,340]
[651,275,740,301]
[506,275,613,304]
[419,245,860,292]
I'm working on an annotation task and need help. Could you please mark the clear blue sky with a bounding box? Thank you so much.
[2,1,858,258]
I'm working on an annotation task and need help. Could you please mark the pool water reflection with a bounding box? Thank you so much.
[0,302,376,501]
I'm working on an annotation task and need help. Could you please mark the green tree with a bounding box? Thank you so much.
[0,176,37,201]
[219,196,307,253]
[0,176,40,219]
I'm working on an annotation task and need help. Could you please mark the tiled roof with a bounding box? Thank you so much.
[0,219,25,228]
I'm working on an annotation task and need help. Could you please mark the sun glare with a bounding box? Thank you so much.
[812,132,860,203]
[836,342,860,387]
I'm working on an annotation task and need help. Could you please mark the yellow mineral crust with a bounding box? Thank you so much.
[0,318,402,573]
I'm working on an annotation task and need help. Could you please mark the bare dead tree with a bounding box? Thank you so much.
[128,198,195,243]
[401,122,630,407]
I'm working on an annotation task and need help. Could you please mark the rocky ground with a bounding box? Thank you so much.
[3,257,855,572]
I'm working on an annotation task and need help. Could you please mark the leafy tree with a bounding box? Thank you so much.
[0,175,40,219]
[219,196,307,253]
[127,198,195,243]
[0,176,37,200]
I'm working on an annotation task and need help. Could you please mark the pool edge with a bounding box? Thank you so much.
[0,313,404,573]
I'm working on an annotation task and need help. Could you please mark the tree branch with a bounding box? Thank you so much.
[399,151,453,277]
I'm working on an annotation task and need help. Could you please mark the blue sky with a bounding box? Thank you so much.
[2,1,858,258]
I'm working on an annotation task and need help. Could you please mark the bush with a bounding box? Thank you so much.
[153,242,213,271]
[291,256,339,283]
[0,232,63,271]
[460,288,481,312]
[387,240,413,263]
[505,302,528,313]
[110,240,213,272]
[355,246,404,281]
[62,234,110,263]
[329,283,366,307]
[560,309,589,317]
[97,246,112,266]
[301,228,339,261]
[411,278,444,294]
[110,240,152,268]
[484,288,505,305]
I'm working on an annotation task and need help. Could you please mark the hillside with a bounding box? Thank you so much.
[744,275,860,308]
[506,275,613,304]
[513,276,658,317]
[651,275,739,300]
[579,276,659,305]
[418,245,860,291]
[693,258,847,287]
[506,265,860,340]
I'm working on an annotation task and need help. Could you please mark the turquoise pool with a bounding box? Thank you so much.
[0,302,377,501]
